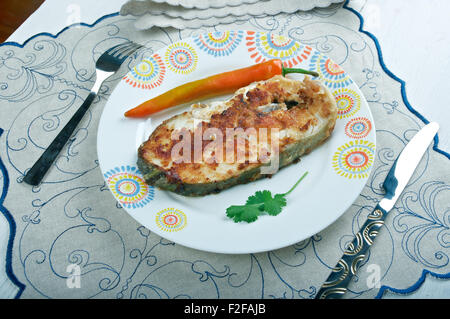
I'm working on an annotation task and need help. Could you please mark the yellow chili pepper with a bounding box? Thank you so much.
[124,59,318,118]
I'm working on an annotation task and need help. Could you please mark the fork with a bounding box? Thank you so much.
[23,41,142,186]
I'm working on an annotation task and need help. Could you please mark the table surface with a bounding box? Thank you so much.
[0,0,44,42]
[1,0,449,299]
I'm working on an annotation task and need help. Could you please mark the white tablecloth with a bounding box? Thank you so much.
[1,0,449,298]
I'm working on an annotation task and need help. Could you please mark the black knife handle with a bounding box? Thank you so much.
[315,204,388,299]
[23,92,97,186]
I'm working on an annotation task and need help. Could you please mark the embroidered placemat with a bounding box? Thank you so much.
[0,3,449,298]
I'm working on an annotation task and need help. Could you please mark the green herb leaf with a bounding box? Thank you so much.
[245,190,286,216]
[246,190,273,206]
[225,171,308,223]
[226,204,261,223]
[264,193,287,216]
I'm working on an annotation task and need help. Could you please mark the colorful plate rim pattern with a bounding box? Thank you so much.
[97,30,376,254]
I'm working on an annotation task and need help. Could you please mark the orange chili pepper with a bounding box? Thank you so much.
[124,59,319,118]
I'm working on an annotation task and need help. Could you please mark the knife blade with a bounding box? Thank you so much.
[315,122,440,299]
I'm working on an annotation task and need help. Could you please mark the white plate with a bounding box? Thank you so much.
[97,31,376,254]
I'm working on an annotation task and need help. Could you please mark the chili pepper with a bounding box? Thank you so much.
[124,59,319,118]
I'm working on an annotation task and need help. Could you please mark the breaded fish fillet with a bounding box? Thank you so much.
[138,75,337,196]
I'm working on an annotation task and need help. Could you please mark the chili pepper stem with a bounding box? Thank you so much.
[282,67,319,78]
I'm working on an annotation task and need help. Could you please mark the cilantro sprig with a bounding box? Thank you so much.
[226,171,308,223]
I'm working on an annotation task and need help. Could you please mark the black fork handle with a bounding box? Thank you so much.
[23,92,97,186]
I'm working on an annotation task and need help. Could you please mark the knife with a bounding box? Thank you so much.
[315,122,440,299]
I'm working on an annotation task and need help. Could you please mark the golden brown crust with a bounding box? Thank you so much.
[139,75,337,184]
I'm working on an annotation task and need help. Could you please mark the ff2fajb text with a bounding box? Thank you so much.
[184,303,266,316]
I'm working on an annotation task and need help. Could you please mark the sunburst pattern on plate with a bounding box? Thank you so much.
[333,88,361,119]
[345,117,372,139]
[332,140,375,179]
[165,42,198,74]
[194,31,244,57]
[246,31,313,67]
[123,54,165,89]
[104,166,154,208]
[309,53,353,89]
[155,208,187,232]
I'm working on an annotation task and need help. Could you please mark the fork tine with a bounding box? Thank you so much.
[111,42,137,58]
[116,43,143,61]
[113,42,137,57]
[104,41,131,56]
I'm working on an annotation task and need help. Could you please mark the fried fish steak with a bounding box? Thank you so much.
[137,75,337,196]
